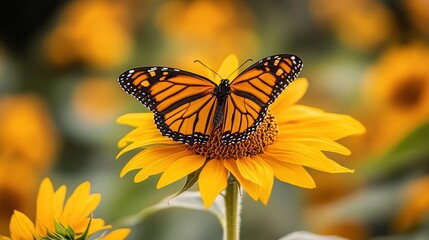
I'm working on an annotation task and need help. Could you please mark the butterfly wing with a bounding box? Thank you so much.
[118,67,218,144]
[221,54,303,144]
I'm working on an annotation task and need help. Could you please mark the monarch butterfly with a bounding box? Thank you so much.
[118,54,303,145]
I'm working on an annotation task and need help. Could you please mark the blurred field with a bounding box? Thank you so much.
[1,0,429,239]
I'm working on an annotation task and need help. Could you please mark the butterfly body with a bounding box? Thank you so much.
[119,54,303,145]
[213,79,231,128]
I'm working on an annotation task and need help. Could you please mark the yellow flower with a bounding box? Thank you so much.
[43,0,133,69]
[310,0,395,51]
[155,0,259,72]
[393,174,429,232]
[72,77,127,125]
[0,95,58,235]
[117,55,365,208]
[1,178,130,240]
[0,95,58,171]
[363,43,429,152]
[404,0,429,36]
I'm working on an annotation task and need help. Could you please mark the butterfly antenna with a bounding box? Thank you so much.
[194,60,223,80]
[226,58,253,80]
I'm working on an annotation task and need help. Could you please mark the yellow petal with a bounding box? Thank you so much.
[271,77,308,112]
[117,126,160,148]
[61,182,99,227]
[262,154,316,189]
[266,142,354,173]
[119,144,186,177]
[116,133,175,159]
[199,159,228,208]
[71,194,101,230]
[217,54,239,84]
[277,134,351,155]
[86,218,110,236]
[53,185,66,220]
[71,218,109,236]
[10,210,35,240]
[116,113,153,127]
[259,171,273,205]
[133,149,192,182]
[235,156,273,187]
[102,228,131,240]
[224,159,262,201]
[252,155,274,205]
[277,105,366,140]
[35,178,55,236]
[157,154,206,188]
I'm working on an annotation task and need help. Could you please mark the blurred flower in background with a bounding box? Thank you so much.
[363,43,429,153]
[310,0,395,51]
[0,95,58,235]
[394,174,429,233]
[155,0,259,73]
[404,0,429,36]
[43,0,134,70]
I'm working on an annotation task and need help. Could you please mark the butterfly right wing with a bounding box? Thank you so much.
[118,67,218,144]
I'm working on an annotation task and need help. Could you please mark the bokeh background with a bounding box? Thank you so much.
[1,0,429,239]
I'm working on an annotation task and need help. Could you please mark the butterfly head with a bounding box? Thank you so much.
[215,79,231,99]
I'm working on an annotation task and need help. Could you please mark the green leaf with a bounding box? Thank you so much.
[42,219,74,240]
[279,231,347,240]
[172,167,202,199]
[113,191,226,230]
[76,218,92,240]
[362,121,429,180]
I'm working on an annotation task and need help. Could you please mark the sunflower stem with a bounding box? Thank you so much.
[224,181,240,240]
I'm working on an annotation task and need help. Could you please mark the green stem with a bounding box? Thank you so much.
[224,181,240,240]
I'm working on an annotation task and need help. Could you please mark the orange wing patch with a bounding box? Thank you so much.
[220,54,302,144]
[118,67,217,144]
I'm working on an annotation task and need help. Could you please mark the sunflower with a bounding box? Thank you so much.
[43,0,133,69]
[0,178,130,240]
[310,0,395,51]
[117,55,365,208]
[363,43,429,152]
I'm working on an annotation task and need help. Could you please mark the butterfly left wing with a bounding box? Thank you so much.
[221,54,303,144]
[118,67,218,144]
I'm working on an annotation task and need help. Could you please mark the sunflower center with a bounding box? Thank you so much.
[188,110,278,159]
[390,77,426,109]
